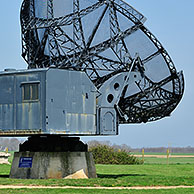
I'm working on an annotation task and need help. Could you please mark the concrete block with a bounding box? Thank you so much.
[9,151,97,179]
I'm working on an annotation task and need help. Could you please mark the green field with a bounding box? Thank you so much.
[132,152,194,156]
[1,163,194,187]
[143,157,194,164]
[0,152,194,193]
[1,188,194,194]
[0,188,193,194]
[131,152,194,164]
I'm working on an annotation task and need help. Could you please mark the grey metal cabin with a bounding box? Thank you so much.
[0,68,117,136]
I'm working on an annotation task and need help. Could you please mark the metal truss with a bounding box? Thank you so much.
[72,0,86,55]
[109,0,132,69]
[141,26,176,74]
[21,0,40,68]
[113,0,146,24]
[25,1,105,30]
[46,1,74,67]
[119,72,184,123]
[69,24,142,69]
[47,0,54,19]
[25,0,146,30]
[21,0,145,70]
[20,0,184,124]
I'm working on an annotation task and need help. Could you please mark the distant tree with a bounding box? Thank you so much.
[87,141,194,154]
[0,138,24,151]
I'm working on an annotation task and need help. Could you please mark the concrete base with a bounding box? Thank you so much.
[10,152,97,179]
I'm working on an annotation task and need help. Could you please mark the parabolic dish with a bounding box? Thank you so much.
[20,0,184,124]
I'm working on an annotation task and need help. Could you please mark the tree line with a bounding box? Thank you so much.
[132,147,194,154]
[88,140,194,154]
[1,138,194,153]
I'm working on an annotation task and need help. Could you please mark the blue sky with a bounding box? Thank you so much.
[0,0,193,147]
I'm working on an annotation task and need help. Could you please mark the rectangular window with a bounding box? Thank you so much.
[22,83,39,101]
[23,84,30,101]
[31,84,39,100]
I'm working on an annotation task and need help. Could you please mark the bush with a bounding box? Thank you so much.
[89,145,143,165]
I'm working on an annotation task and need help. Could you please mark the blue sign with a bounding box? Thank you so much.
[19,157,33,168]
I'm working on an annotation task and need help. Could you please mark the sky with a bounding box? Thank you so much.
[0,0,193,148]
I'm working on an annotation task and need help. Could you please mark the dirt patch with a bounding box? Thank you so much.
[134,155,194,158]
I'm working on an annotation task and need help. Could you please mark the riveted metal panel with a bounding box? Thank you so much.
[0,68,105,136]
[45,69,97,135]
[0,104,14,130]
[16,102,41,130]
[0,74,14,130]
[0,69,47,135]
[15,71,43,131]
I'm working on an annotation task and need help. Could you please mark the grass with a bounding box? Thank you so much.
[1,189,194,194]
[131,152,194,164]
[1,163,194,187]
[8,151,14,163]
[144,157,194,164]
[0,152,194,193]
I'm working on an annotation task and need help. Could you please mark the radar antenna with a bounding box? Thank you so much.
[20,0,184,123]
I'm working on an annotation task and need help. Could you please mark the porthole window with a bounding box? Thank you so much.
[114,83,120,91]
[107,94,114,103]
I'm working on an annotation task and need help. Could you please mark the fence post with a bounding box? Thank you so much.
[5,147,8,153]
[142,148,145,164]
[167,148,170,165]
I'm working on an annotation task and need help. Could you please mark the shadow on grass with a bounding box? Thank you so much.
[97,174,146,178]
[0,175,9,178]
